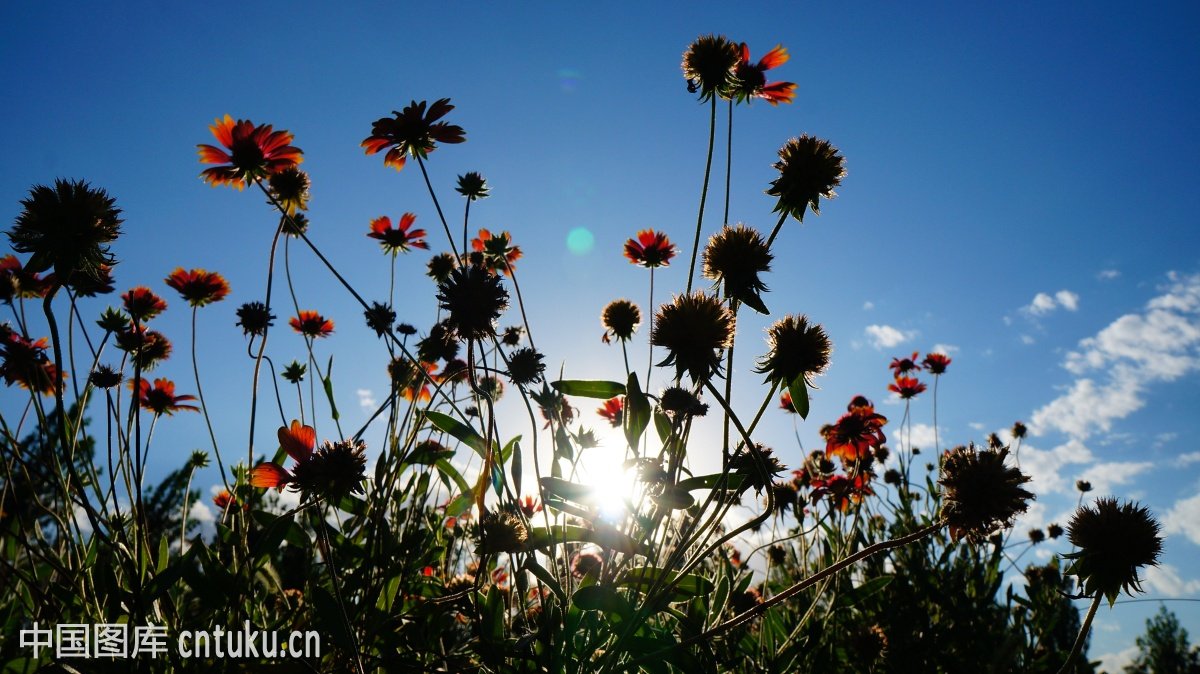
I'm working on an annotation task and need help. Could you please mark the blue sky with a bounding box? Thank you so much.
[3,2,1199,667]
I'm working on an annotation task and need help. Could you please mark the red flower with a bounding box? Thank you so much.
[888,352,922,377]
[165,268,230,308]
[362,99,465,171]
[597,396,624,427]
[122,287,167,322]
[823,398,888,463]
[403,362,439,403]
[0,255,53,302]
[780,390,796,413]
[624,230,676,268]
[888,376,926,400]
[289,310,334,338]
[471,229,522,275]
[213,490,245,511]
[810,472,874,512]
[250,420,316,491]
[729,43,796,105]
[0,328,60,395]
[923,352,952,375]
[518,495,543,518]
[368,213,428,255]
[134,378,199,415]
[198,115,303,189]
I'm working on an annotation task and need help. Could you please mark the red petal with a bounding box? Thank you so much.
[278,419,315,462]
[250,463,291,489]
[758,45,789,70]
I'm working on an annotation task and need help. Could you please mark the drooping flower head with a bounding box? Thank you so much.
[922,352,952,375]
[456,172,490,200]
[165,268,230,308]
[198,115,303,189]
[755,315,832,388]
[601,299,641,344]
[9,179,123,285]
[134,378,199,415]
[780,391,797,413]
[702,224,773,314]
[368,213,428,255]
[267,167,311,216]
[652,292,736,384]
[767,135,845,223]
[121,287,167,322]
[289,310,334,339]
[69,263,115,298]
[938,444,1034,543]
[114,325,172,370]
[236,301,275,337]
[727,43,795,105]
[682,34,741,101]
[624,230,676,268]
[362,99,465,171]
[476,510,528,555]
[888,376,926,400]
[437,263,509,341]
[888,352,922,376]
[0,328,60,395]
[597,397,624,428]
[0,255,53,302]
[471,229,522,276]
[1064,498,1163,605]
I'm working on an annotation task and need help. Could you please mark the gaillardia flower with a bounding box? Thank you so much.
[888,352,922,376]
[922,352,952,375]
[165,268,230,308]
[362,99,465,171]
[0,255,53,302]
[134,378,199,415]
[456,172,489,200]
[281,360,307,384]
[601,299,641,344]
[251,421,366,501]
[10,179,123,285]
[888,376,926,400]
[417,321,460,363]
[652,292,735,384]
[938,444,1034,543]
[1064,497,1162,605]
[702,224,773,314]
[822,397,887,462]
[363,301,397,338]
[437,263,509,341]
[290,310,334,339]
[755,315,831,388]
[506,347,545,387]
[388,358,439,402]
[236,301,275,337]
[472,229,522,276]
[767,135,845,223]
[426,253,456,284]
[597,397,624,427]
[727,43,796,105]
[198,115,303,189]
[624,230,676,268]
[267,167,311,215]
[0,328,60,395]
[682,34,741,101]
[122,287,168,322]
[115,325,172,370]
[476,510,528,555]
[368,213,428,255]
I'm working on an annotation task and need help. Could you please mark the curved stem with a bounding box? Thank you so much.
[686,96,718,294]
[191,306,230,492]
[1057,593,1102,674]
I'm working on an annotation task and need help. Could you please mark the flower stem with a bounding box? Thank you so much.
[191,306,230,493]
[723,97,733,226]
[765,211,789,249]
[1058,593,1102,674]
[415,154,460,260]
[686,96,718,294]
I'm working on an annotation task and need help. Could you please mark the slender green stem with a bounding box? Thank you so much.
[765,211,789,249]
[686,96,718,294]
[1058,594,1102,674]
[645,267,655,391]
[191,306,230,492]
[415,154,460,260]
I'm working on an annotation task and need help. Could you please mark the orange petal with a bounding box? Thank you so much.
[278,419,315,462]
[758,45,789,70]
[250,462,291,489]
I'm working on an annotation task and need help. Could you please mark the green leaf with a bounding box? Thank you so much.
[624,373,651,450]
[539,477,594,504]
[617,566,715,600]
[524,525,641,555]
[510,438,523,495]
[652,486,694,510]
[554,424,574,460]
[572,585,632,620]
[522,558,566,604]
[435,458,472,495]
[424,410,488,457]
[654,408,672,443]
[250,510,294,560]
[552,379,626,399]
[787,374,809,419]
[444,492,474,518]
[322,356,340,421]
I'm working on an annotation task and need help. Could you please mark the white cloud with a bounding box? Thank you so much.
[357,388,376,412]
[1144,564,1200,596]
[1030,369,1144,439]
[1164,492,1200,546]
[931,343,959,354]
[1055,290,1080,311]
[969,422,986,431]
[862,301,875,311]
[1018,438,1093,495]
[1097,269,1121,281]
[1174,451,1200,467]
[900,423,944,452]
[1097,646,1139,674]
[1020,334,1036,345]
[1027,292,1058,316]
[864,324,914,349]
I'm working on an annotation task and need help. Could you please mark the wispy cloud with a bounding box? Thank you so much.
[1164,492,1200,546]
[1174,451,1200,467]
[931,343,958,354]
[1023,289,1080,316]
[357,388,376,412]
[864,324,915,349]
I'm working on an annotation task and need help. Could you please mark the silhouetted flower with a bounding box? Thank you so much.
[922,352,951,375]
[0,255,54,301]
[500,325,524,347]
[767,135,845,223]
[476,510,528,555]
[571,550,603,578]
[251,421,366,501]
[624,230,676,268]
[889,352,922,376]
[290,310,334,338]
[134,378,198,415]
[426,253,456,283]
[652,292,735,384]
[165,268,230,308]
[362,99,465,171]
[198,115,303,189]
[0,329,60,395]
[478,376,504,401]
[1047,523,1064,539]
[267,167,311,215]
[702,224,773,314]
[115,326,172,370]
[282,212,309,237]
[437,264,509,341]
[756,315,831,387]
[682,34,740,101]
[1012,421,1028,439]
[597,397,623,427]
[1076,480,1092,493]
[1029,528,1046,544]
[418,321,460,363]
[601,299,641,344]
[397,323,418,336]
[506,347,545,387]
[122,287,167,322]
[939,444,1034,543]
[471,229,522,276]
[88,364,122,389]
[660,386,707,419]
[368,213,428,255]
[364,301,397,338]
[68,263,114,298]
[9,179,122,285]
[729,443,785,495]
[236,301,275,336]
[1065,498,1162,604]
[888,376,926,400]
[456,172,489,200]
[281,360,307,384]
[848,625,888,664]
[388,358,439,402]
[727,43,795,105]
